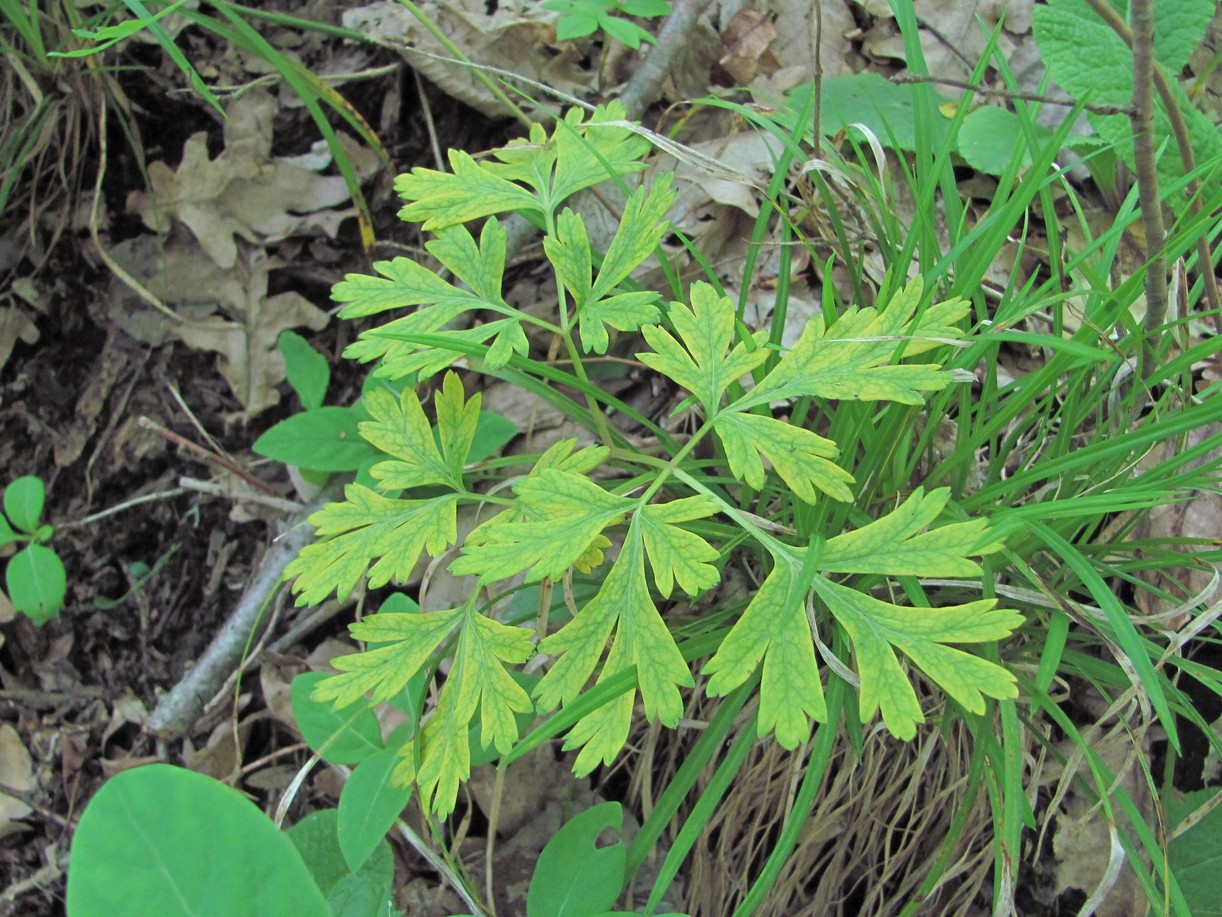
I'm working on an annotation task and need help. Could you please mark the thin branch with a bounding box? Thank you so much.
[1126,0,1168,381]
[1080,0,1221,320]
[620,0,711,120]
[891,73,1133,116]
[146,481,342,737]
[138,416,280,497]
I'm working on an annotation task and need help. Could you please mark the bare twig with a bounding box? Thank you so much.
[620,0,711,120]
[891,73,1134,115]
[146,481,342,737]
[1080,0,1221,321]
[1126,0,1168,381]
[138,416,279,497]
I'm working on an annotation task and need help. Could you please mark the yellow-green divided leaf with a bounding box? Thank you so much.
[588,175,673,301]
[813,576,1021,740]
[360,372,477,491]
[704,552,828,748]
[638,282,769,414]
[343,221,523,379]
[286,487,458,605]
[535,518,693,774]
[714,412,855,503]
[451,469,632,584]
[638,497,720,598]
[550,101,652,206]
[389,604,535,817]
[820,487,1004,575]
[313,606,466,707]
[395,149,542,230]
[740,277,971,408]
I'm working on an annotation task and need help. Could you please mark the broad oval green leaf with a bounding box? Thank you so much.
[338,747,412,873]
[66,764,330,917]
[6,543,66,625]
[291,672,384,764]
[528,802,627,917]
[288,808,394,917]
[4,475,45,533]
[253,407,377,472]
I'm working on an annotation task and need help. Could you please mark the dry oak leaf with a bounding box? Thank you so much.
[127,90,354,269]
[171,249,328,418]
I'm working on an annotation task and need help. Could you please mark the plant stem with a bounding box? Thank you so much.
[1080,0,1221,323]
[1127,0,1168,381]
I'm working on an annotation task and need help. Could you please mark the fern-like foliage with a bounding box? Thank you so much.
[287,103,1022,818]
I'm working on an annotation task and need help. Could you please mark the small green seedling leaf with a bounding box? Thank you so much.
[279,330,331,411]
[288,808,394,917]
[291,672,384,765]
[469,410,518,463]
[527,802,627,917]
[253,407,378,472]
[6,544,66,625]
[4,475,45,533]
[67,764,329,917]
[0,514,20,549]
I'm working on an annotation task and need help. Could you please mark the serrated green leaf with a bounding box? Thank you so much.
[451,469,633,584]
[4,476,45,533]
[314,606,465,707]
[637,497,720,598]
[253,407,376,472]
[638,282,769,414]
[396,149,542,230]
[536,518,693,774]
[278,330,330,410]
[553,177,673,353]
[551,102,652,206]
[812,577,1021,740]
[332,259,474,321]
[589,175,673,301]
[389,603,534,816]
[714,412,855,503]
[703,552,827,748]
[739,278,969,408]
[820,487,1003,576]
[427,217,508,302]
[545,208,594,311]
[287,486,459,605]
[360,388,457,491]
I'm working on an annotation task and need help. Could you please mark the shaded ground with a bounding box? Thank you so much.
[0,51,513,910]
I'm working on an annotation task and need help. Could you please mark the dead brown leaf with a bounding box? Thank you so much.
[172,249,328,418]
[127,91,357,269]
